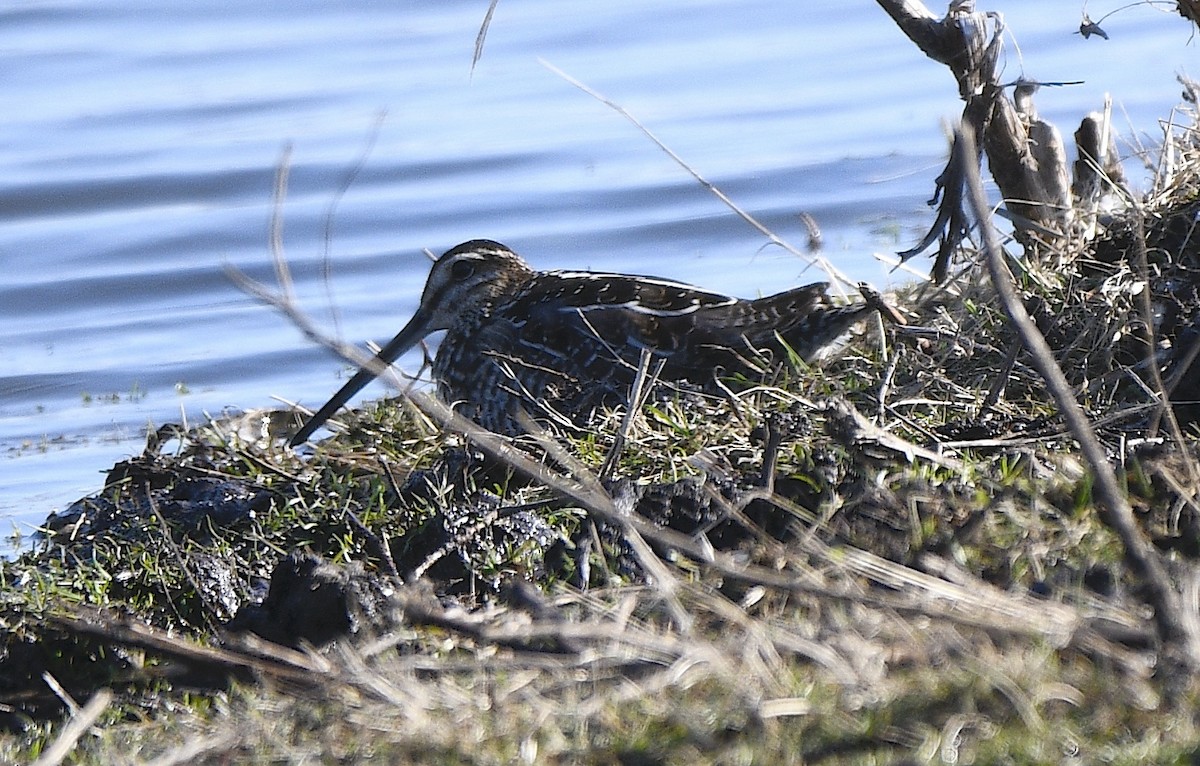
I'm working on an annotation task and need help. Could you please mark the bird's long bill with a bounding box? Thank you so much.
[289,310,433,446]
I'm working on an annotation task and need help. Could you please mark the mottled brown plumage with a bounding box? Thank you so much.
[291,240,898,442]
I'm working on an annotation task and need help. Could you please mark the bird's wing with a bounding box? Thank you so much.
[500,272,736,355]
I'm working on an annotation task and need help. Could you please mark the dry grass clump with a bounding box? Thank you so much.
[883,97,1200,445]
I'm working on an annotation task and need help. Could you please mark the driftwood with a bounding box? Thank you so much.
[878,0,1117,281]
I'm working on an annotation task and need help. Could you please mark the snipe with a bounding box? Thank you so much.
[290,240,901,443]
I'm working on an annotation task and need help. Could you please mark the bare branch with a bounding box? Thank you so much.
[269,144,295,304]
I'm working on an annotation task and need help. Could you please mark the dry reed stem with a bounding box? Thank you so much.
[29,689,112,766]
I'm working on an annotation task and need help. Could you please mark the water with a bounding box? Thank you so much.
[0,0,1192,548]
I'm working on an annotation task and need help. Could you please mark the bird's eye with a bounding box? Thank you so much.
[450,260,476,280]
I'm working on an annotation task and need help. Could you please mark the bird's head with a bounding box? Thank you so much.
[289,240,534,445]
[416,240,534,332]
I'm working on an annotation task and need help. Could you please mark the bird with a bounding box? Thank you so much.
[290,239,902,444]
